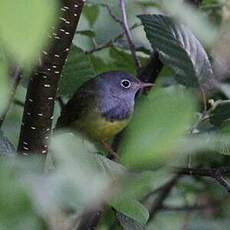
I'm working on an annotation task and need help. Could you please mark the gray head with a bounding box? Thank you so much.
[95,71,152,121]
[96,71,151,98]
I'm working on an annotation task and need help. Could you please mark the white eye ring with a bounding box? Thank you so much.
[121,79,131,89]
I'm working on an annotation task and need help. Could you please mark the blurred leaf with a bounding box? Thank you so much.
[116,212,145,230]
[177,132,230,156]
[139,14,214,87]
[209,100,230,127]
[120,170,170,199]
[95,154,126,179]
[187,216,230,230]
[162,0,218,45]
[0,130,16,156]
[201,0,223,10]
[135,1,161,8]
[110,195,149,225]
[0,0,57,65]
[76,30,96,38]
[147,212,185,230]
[83,4,100,27]
[0,53,9,113]
[59,46,95,97]
[41,132,110,212]
[0,162,42,230]
[119,86,196,168]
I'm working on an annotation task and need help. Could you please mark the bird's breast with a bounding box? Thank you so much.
[73,111,130,141]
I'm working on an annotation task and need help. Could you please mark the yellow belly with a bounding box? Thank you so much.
[71,113,130,141]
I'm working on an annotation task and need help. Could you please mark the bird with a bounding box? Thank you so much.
[56,71,152,155]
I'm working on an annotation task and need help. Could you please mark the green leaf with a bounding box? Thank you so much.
[0,130,16,156]
[83,4,100,27]
[139,14,214,87]
[119,86,196,168]
[177,132,230,156]
[0,0,57,65]
[110,195,149,225]
[209,100,230,127]
[116,212,145,230]
[76,30,96,38]
[59,46,96,97]
[0,162,42,230]
[48,133,110,210]
[0,51,9,114]
[162,0,218,45]
[109,47,137,75]
[95,154,126,179]
[89,55,113,74]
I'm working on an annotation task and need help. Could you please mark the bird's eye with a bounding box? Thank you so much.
[121,79,131,89]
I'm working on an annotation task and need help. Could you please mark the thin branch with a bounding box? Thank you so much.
[175,167,230,192]
[100,3,123,25]
[86,23,141,54]
[119,0,141,69]
[0,66,21,127]
[200,87,208,112]
[76,209,103,230]
[161,204,215,212]
[148,174,181,221]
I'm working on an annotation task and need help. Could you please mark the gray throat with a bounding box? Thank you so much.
[100,97,134,122]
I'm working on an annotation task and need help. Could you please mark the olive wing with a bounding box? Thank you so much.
[56,87,97,129]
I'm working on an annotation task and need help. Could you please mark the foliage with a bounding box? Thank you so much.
[0,0,230,229]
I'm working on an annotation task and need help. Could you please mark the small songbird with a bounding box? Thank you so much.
[56,71,152,152]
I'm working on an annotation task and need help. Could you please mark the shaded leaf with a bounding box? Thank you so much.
[116,212,145,230]
[59,46,95,97]
[89,55,113,74]
[109,47,137,75]
[139,14,214,87]
[209,100,230,127]
[76,30,96,38]
[83,4,100,27]
[110,195,149,225]
[95,154,126,179]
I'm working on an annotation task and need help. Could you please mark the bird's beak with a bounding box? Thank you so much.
[138,82,153,89]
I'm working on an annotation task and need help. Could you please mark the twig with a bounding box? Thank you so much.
[100,3,123,25]
[119,0,141,69]
[76,209,103,230]
[86,23,141,54]
[175,167,230,192]
[161,204,214,212]
[148,174,181,221]
[0,66,21,127]
[200,87,208,112]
